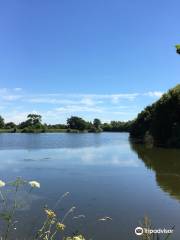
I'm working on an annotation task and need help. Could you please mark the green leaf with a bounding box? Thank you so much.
[0,212,11,221]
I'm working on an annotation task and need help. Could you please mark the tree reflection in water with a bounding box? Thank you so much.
[130,142,180,201]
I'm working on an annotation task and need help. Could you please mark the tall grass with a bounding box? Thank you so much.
[0,178,85,240]
[0,178,174,239]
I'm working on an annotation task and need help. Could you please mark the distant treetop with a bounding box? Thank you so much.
[176,44,180,54]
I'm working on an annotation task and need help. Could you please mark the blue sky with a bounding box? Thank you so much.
[0,0,179,123]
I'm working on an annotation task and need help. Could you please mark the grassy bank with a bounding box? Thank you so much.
[0,128,128,133]
[0,128,68,133]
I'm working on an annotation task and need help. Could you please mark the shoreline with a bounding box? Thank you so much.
[0,128,129,133]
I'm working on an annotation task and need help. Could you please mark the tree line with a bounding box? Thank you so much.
[0,114,132,133]
[130,45,180,148]
[130,84,180,147]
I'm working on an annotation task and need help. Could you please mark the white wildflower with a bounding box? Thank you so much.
[29,181,40,188]
[0,180,5,188]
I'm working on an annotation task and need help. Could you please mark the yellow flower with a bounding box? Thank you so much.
[56,222,66,231]
[0,180,5,188]
[44,209,56,219]
[65,236,85,240]
[73,236,85,240]
[29,181,40,188]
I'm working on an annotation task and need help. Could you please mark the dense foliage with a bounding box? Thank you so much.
[130,84,180,147]
[102,121,132,132]
[67,116,89,131]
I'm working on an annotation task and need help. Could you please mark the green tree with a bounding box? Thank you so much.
[102,122,112,131]
[27,114,42,126]
[93,118,101,129]
[19,114,42,129]
[0,115,5,128]
[67,116,87,131]
[5,122,16,129]
[18,120,30,129]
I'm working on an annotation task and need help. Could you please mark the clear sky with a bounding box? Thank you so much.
[0,0,179,123]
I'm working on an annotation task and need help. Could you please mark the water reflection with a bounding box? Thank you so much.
[0,133,129,150]
[1,133,180,239]
[131,143,180,201]
[0,133,144,240]
[0,144,140,172]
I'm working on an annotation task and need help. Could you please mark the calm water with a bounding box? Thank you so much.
[0,133,180,239]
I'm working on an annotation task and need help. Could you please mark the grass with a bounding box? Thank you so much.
[0,129,16,133]
[45,129,67,133]
[0,129,69,133]
[0,128,99,133]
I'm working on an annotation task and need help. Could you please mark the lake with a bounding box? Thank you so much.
[0,132,180,239]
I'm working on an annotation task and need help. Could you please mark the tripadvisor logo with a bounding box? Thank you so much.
[135,227,174,236]
[135,227,144,236]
